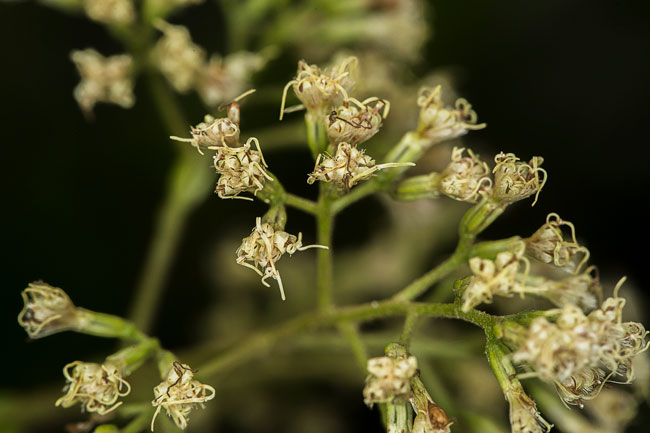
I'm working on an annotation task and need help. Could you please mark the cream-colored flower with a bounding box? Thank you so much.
[212,137,273,200]
[280,57,358,119]
[461,247,530,312]
[18,281,79,338]
[363,356,417,407]
[56,361,130,415]
[416,85,485,145]
[439,146,492,202]
[512,280,649,406]
[153,21,205,92]
[491,152,547,206]
[327,97,389,146]
[236,217,327,300]
[530,266,602,311]
[308,142,414,191]
[151,362,214,431]
[171,114,240,154]
[525,213,590,273]
[70,49,134,113]
[83,0,135,25]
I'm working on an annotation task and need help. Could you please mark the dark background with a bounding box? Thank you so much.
[1,0,649,432]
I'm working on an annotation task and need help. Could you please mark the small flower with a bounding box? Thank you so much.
[236,217,327,300]
[280,57,358,120]
[83,0,135,26]
[525,213,590,273]
[530,266,602,311]
[416,85,485,145]
[18,281,79,338]
[171,114,240,154]
[308,142,414,191]
[461,246,530,312]
[439,146,492,202]
[326,97,389,146]
[491,152,547,206]
[70,49,134,114]
[197,51,267,106]
[506,385,552,433]
[212,137,274,200]
[511,279,649,406]
[55,361,131,415]
[151,361,215,431]
[363,355,418,407]
[153,20,206,92]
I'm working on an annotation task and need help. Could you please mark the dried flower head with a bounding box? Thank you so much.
[506,385,552,433]
[439,146,492,202]
[308,142,414,191]
[212,137,273,200]
[236,217,327,300]
[197,52,267,106]
[70,49,134,114]
[327,97,389,145]
[461,246,530,312]
[55,361,131,415]
[18,281,79,338]
[151,361,215,431]
[416,85,485,145]
[363,355,418,407]
[280,57,358,120]
[525,213,590,273]
[83,0,135,25]
[512,279,649,406]
[171,115,240,154]
[409,379,453,433]
[153,21,206,92]
[491,152,547,206]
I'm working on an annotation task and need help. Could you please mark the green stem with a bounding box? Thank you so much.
[285,192,318,215]
[337,321,368,371]
[399,310,420,349]
[316,184,334,311]
[128,72,214,333]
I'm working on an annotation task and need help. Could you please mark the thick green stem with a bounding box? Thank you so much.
[128,72,214,333]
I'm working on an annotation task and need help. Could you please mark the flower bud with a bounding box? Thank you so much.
[151,361,215,431]
[153,21,206,93]
[280,57,358,120]
[308,142,414,191]
[70,49,134,114]
[55,361,131,415]
[525,213,590,273]
[416,86,485,145]
[363,355,417,407]
[18,282,80,339]
[236,217,327,300]
[83,0,135,25]
[491,152,547,206]
[327,97,388,146]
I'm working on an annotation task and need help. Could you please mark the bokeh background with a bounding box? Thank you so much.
[1,0,649,432]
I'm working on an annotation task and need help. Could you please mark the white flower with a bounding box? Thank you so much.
[439,147,492,202]
[363,356,417,406]
[83,0,135,25]
[153,21,205,92]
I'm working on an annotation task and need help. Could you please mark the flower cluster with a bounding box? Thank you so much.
[512,281,649,406]
[236,217,327,300]
[327,97,389,146]
[171,114,240,154]
[308,142,412,191]
[153,21,206,92]
[363,355,418,407]
[280,57,358,119]
[70,49,134,114]
[416,85,486,145]
[197,51,267,106]
[525,213,590,273]
[461,246,530,312]
[213,137,273,200]
[17,281,79,338]
[55,361,131,415]
[438,147,492,202]
[528,266,602,311]
[151,362,215,431]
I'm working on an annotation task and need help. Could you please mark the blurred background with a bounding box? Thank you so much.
[1,0,649,432]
